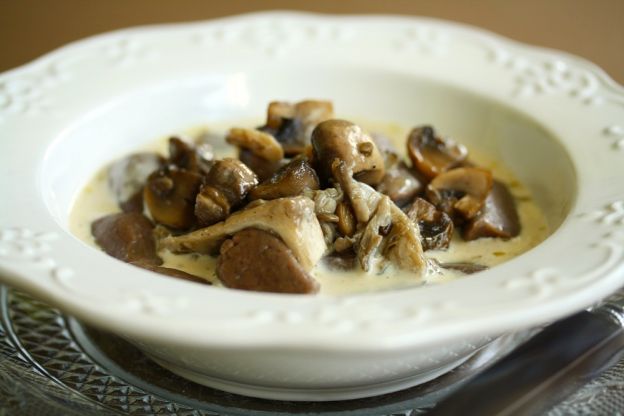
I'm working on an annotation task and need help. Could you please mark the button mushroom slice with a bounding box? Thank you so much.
[238,148,285,182]
[426,167,493,221]
[263,100,334,156]
[159,196,326,271]
[405,197,454,251]
[143,167,203,230]
[463,180,521,240]
[376,159,423,208]
[217,228,320,294]
[249,156,319,201]
[226,128,284,163]
[107,152,164,212]
[407,126,468,180]
[91,212,162,266]
[437,261,489,275]
[311,119,385,186]
[194,158,259,227]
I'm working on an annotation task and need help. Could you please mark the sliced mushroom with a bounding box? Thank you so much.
[311,119,385,186]
[463,180,521,240]
[336,201,356,237]
[107,153,164,212]
[376,160,423,207]
[168,136,213,174]
[143,167,203,230]
[263,100,334,156]
[407,126,468,180]
[332,160,381,224]
[218,228,320,294]
[195,158,259,227]
[248,156,319,201]
[405,198,454,251]
[159,196,326,271]
[438,261,488,275]
[226,128,284,162]
[91,212,161,265]
[238,148,285,182]
[426,167,493,221]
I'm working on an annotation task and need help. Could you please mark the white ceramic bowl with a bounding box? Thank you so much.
[1,12,624,401]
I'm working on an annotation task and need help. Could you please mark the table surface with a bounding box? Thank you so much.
[1,0,623,85]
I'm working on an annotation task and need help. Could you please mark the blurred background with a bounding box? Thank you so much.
[1,0,623,84]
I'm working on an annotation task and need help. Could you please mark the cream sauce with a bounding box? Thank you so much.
[69,122,549,295]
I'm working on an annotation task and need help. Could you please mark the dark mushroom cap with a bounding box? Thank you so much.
[143,167,203,230]
[426,167,493,221]
[195,158,259,227]
[405,197,454,251]
[311,119,385,186]
[463,180,521,240]
[407,126,468,180]
[249,156,319,201]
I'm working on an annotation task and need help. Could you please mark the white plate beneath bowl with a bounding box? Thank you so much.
[0,12,623,400]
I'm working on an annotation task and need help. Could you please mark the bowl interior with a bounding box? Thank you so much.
[41,68,576,240]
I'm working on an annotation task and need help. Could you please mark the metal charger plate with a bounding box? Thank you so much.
[0,286,622,415]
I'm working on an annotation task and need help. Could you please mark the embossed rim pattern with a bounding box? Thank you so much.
[0,12,624,351]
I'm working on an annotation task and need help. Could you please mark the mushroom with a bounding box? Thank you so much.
[226,128,284,162]
[426,167,493,221]
[238,148,285,182]
[131,261,211,284]
[263,100,334,156]
[249,156,319,201]
[463,180,521,240]
[311,119,385,186]
[407,126,468,180]
[405,197,454,251]
[107,152,164,212]
[91,212,162,265]
[217,228,320,294]
[437,261,488,275]
[376,157,423,207]
[195,158,259,227]
[143,167,203,230]
[159,196,326,271]
[168,136,212,173]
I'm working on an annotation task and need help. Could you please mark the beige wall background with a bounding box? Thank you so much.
[0,0,622,85]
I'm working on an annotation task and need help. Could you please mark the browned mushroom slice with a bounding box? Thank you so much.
[405,198,454,251]
[463,180,521,240]
[130,261,211,284]
[226,128,284,162]
[263,100,334,156]
[92,212,162,265]
[108,153,164,212]
[160,196,326,271]
[426,167,493,220]
[407,126,468,180]
[195,158,259,227]
[311,119,385,186]
[249,156,319,201]
[238,148,284,182]
[376,160,423,207]
[144,167,203,230]
[439,261,489,275]
[217,228,319,294]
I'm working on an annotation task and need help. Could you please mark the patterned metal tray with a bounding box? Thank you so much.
[0,285,622,415]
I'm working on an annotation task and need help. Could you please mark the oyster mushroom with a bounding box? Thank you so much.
[249,156,319,201]
[195,158,259,227]
[159,196,326,271]
[107,152,164,212]
[407,126,468,180]
[263,100,334,156]
[311,119,385,186]
[405,197,454,251]
[217,228,320,294]
[426,167,493,220]
[463,180,521,240]
[143,167,203,230]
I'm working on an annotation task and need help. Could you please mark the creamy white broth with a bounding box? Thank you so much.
[70,121,548,295]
